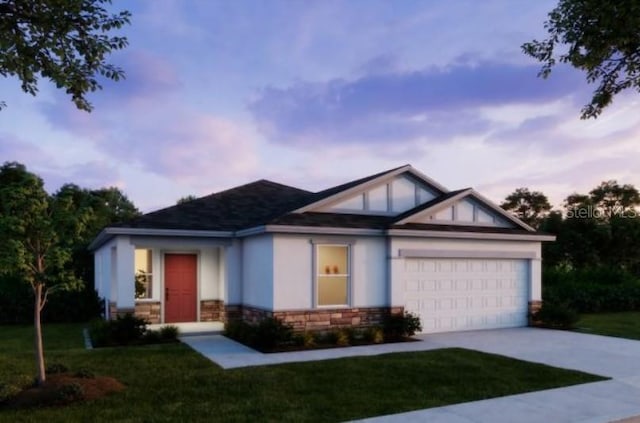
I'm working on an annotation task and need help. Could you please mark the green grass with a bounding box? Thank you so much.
[0,324,605,422]
[575,311,640,340]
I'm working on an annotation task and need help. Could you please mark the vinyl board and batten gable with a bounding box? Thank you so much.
[315,173,442,216]
[396,190,533,230]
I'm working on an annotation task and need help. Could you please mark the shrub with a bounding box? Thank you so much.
[224,318,294,351]
[382,311,422,340]
[253,317,294,350]
[45,363,69,374]
[89,313,148,347]
[363,326,384,344]
[55,382,85,403]
[224,320,254,345]
[302,331,316,348]
[0,274,103,324]
[159,325,179,341]
[0,382,20,404]
[534,302,579,329]
[543,265,640,313]
[142,329,161,344]
[336,330,350,346]
[74,368,95,379]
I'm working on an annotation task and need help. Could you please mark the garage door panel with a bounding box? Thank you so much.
[402,258,529,333]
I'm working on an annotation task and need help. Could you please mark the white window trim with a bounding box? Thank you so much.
[313,243,352,308]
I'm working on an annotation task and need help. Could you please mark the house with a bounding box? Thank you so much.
[89,165,554,334]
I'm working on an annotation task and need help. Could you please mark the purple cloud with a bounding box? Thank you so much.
[249,60,585,145]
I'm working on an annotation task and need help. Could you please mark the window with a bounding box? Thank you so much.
[316,245,350,306]
[368,185,388,211]
[391,177,416,212]
[134,249,153,299]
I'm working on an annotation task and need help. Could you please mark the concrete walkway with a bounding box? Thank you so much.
[182,328,640,422]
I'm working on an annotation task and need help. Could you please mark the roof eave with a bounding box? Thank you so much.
[88,227,235,251]
[387,228,556,241]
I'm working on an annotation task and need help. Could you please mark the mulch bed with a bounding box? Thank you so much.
[256,337,419,353]
[3,373,124,409]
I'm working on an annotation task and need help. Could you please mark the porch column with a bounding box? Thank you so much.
[115,236,136,314]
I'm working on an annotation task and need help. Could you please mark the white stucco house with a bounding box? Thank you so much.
[89,165,554,334]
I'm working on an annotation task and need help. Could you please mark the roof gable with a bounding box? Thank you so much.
[394,189,534,231]
[96,165,536,241]
[294,165,448,215]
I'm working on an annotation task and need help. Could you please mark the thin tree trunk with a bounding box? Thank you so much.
[34,283,46,385]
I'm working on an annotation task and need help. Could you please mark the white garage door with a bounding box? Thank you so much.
[402,258,529,333]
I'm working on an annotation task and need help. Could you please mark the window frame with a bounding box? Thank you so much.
[314,243,352,308]
[134,248,154,300]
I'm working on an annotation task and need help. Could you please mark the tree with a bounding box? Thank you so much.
[522,0,640,119]
[177,195,197,205]
[53,184,139,282]
[0,162,77,385]
[0,0,131,111]
[500,188,552,228]
[589,180,640,218]
[564,180,640,220]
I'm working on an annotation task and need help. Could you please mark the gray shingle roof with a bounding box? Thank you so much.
[109,167,537,235]
[113,180,313,231]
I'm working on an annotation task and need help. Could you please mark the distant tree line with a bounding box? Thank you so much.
[501,182,640,314]
[501,181,640,273]
[0,162,140,325]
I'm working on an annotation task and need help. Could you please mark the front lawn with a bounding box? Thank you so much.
[575,312,640,340]
[0,324,605,422]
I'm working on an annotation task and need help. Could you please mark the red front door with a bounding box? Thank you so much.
[164,254,197,323]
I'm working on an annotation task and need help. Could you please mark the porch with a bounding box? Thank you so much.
[94,235,233,325]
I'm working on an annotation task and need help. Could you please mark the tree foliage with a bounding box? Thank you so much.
[0,162,76,384]
[0,0,131,111]
[177,195,197,205]
[525,180,640,272]
[523,0,640,119]
[500,187,552,229]
[0,162,140,385]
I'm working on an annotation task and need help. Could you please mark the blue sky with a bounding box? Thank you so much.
[1,0,639,211]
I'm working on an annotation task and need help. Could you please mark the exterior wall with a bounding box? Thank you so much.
[241,235,274,309]
[272,234,387,310]
[389,237,542,307]
[227,304,403,332]
[200,299,225,321]
[225,239,243,305]
[135,301,161,324]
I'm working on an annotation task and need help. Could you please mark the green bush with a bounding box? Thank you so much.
[74,368,95,379]
[363,326,384,344]
[224,320,254,345]
[89,313,148,347]
[382,311,422,340]
[55,382,85,403]
[224,318,294,351]
[253,317,294,350]
[0,382,20,404]
[45,363,69,374]
[533,302,579,329]
[0,274,103,324]
[543,266,640,313]
[159,325,179,341]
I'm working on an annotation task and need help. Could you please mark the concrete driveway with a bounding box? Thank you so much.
[183,328,640,422]
[358,328,640,423]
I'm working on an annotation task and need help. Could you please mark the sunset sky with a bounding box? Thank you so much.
[1,0,639,212]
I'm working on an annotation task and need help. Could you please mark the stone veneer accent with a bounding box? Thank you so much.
[200,299,225,322]
[108,301,117,320]
[528,300,543,326]
[134,301,161,324]
[226,305,404,332]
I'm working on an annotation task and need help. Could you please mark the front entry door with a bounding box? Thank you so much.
[164,254,197,323]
